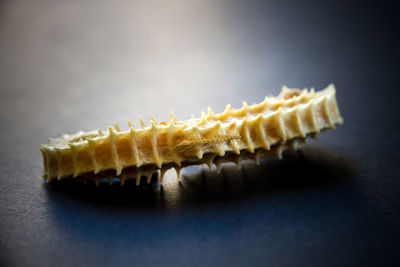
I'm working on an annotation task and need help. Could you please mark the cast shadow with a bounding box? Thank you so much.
[44,145,353,210]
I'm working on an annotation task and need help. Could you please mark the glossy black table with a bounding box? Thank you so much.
[1,1,399,266]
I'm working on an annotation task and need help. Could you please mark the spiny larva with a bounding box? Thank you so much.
[39,84,343,186]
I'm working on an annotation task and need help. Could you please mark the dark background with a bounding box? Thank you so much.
[1,0,399,266]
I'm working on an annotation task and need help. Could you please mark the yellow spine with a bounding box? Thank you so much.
[39,85,343,182]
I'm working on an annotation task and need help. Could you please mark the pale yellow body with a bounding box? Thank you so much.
[39,84,343,184]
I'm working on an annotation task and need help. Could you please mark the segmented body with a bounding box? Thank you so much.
[39,84,343,185]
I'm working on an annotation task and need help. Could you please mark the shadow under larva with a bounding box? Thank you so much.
[43,144,352,208]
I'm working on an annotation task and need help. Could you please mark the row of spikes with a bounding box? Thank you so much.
[101,86,329,131]
[47,137,310,186]
[68,96,333,178]
[43,94,336,182]
[98,93,333,143]
[43,114,236,181]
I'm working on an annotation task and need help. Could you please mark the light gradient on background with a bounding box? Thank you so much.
[0,0,399,266]
[1,0,389,137]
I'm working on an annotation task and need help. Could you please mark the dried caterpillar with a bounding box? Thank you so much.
[39,84,343,185]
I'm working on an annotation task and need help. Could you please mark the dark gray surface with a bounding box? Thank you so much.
[1,0,399,266]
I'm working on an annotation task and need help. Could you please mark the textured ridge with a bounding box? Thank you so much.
[39,84,343,185]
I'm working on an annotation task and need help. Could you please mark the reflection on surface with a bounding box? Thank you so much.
[44,145,352,209]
